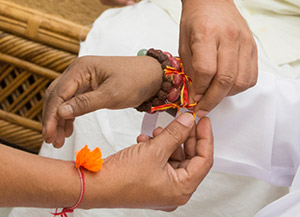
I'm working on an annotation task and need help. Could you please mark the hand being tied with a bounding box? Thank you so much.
[43,56,162,147]
[81,113,213,210]
[179,0,258,117]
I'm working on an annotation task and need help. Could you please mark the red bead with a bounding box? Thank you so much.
[173,74,183,88]
[167,88,180,102]
[170,57,180,71]
[162,81,172,92]
[163,51,173,61]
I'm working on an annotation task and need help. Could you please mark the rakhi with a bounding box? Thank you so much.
[52,145,103,217]
[135,48,197,116]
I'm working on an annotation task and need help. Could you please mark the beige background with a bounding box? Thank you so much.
[9,0,109,25]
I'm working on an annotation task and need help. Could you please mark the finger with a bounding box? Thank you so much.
[178,22,193,101]
[137,134,151,143]
[42,75,79,143]
[153,127,163,137]
[189,40,218,103]
[153,206,178,212]
[137,127,163,143]
[151,113,195,160]
[250,41,258,87]
[184,123,197,159]
[153,127,184,162]
[169,146,184,162]
[64,118,75,138]
[195,41,239,117]
[185,117,214,185]
[169,161,181,169]
[228,36,255,96]
[57,82,116,119]
[53,118,66,148]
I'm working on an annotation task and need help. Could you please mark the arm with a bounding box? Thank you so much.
[179,0,258,117]
[0,144,80,208]
[43,56,162,147]
[1,113,213,209]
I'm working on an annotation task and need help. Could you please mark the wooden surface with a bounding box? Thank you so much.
[0,1,88,153]
[0,0,91,53]
[7,0,108,26]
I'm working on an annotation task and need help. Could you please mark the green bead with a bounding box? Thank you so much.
[137,48,148,56]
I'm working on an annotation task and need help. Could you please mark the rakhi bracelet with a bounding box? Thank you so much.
[52,145,103,217]
[52,167,85,217]
[135,48,196,114]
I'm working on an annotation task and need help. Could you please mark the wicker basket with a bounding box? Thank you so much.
[0,1,90,153]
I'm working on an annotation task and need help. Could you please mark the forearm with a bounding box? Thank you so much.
[0,144,81,208]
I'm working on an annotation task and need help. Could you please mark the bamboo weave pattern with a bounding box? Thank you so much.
[0,29,82,153]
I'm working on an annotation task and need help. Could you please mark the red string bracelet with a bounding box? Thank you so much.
[52,166,85,217]
[52,145,103,217]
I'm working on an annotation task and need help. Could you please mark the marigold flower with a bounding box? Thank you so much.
[75,145,103,172]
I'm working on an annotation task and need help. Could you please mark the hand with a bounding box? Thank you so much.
[99,0,135,6]
[81,113,213,210]
[43,56,162,147]
[179,0,258,117]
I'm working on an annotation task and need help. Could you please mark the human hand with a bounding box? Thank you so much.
[82,113,213,210]
[99,0,135,6]
[43,56,162,147]
[179,0,258,117]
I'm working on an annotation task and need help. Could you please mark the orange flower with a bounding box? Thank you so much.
[75,145,103,172]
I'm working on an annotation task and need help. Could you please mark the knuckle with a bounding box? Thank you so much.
[240,32,254,45]
[192,61,216,77]
[196,19,216,37]
[73,95,92,114]
[165,125,183,144]
[224,25,240,41]
[234,80,250,91]
[215,73,235,88]
[44,88,57,101]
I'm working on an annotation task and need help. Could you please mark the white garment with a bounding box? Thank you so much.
[8,1,300,217]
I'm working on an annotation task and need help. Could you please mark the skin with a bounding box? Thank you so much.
[99,0,135,6]
[179,0,258,117]
[44,0,258,145]
[98,0,258,117]
[0,113,213,210]
[43,56,162,147]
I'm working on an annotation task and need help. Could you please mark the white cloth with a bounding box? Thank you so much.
[8,1,300,217]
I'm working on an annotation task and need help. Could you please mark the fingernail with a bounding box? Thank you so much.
[196,110,208,118]
[59,105,73,117]
[176,113,194,127]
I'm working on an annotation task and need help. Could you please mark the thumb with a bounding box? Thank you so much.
[151,112,195,160]
[57,85,112,118]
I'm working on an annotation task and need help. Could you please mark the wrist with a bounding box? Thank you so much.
[79,159,112,209]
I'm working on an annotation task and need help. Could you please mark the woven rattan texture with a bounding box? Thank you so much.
[0,30,77,153]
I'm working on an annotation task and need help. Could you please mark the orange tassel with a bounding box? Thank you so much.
[75,145,103,172]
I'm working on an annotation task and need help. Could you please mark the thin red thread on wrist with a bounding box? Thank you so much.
[52,166,85,217]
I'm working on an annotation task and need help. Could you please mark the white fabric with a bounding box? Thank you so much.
[8,1,300,217]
